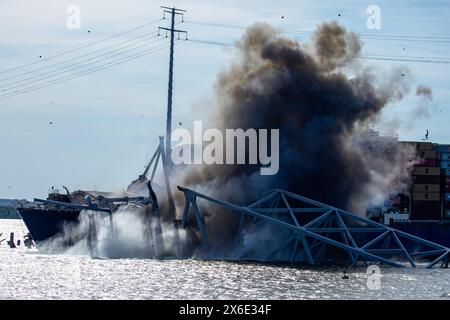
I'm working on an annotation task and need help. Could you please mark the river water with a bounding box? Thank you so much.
[0,219,449,300]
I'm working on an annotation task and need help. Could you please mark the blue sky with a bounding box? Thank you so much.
[0,0,449,199]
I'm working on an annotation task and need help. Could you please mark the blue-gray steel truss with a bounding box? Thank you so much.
[178,186,450,268]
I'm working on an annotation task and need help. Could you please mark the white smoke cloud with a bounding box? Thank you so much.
[38,205,195,259]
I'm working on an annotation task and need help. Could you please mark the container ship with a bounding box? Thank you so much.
[15,139,166,246]
[369,141,450,247]
[16,185,150,244]
[14,137,450,248]
[17,189,81,243]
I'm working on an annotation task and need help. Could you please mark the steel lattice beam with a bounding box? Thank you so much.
[178,186,450,268]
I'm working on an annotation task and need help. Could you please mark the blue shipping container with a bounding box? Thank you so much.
[436,145,450,153]
[446,169,450,176]
[442,153,450,161]
[441,161,450,169]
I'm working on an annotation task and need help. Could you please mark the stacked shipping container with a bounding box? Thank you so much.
[366,139,450,221]
[436,145,450,219]
[411,142,441,219]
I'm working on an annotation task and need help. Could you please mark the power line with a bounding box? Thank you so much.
[360,56,450,64]
[363,53,450,61]
[352,33,450,41]
[285,29,450,43]
[0,17,187,100]
[0,18,163,75]
[0,42,174,100]
[3,14,448,101]
[0,41,177,100]
[189,7,450,20]
[184,20,450,43]
[186,38,450,64]
[188,7,288,18]
[159,6,187,167]
[185,20,245,31]
[0,21,185,84]
[0,36,163,92]
[188,39,235,47]
[0,31,160,83]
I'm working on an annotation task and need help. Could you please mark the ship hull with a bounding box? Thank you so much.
[16,208,450,251]
[17,208,80,243]
[392,222,450,247]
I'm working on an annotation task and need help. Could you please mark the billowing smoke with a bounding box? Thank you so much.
[346,129,416,212]
[416,84,433,100]
[41,22,427,260]
[178,21,421,248]
[414,84,434,118]
[314,21,361,71]
[38,206,195,258]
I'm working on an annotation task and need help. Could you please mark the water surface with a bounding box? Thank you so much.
[1,219,449,299]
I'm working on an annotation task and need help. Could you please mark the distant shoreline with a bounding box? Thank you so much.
[0,207,20,219]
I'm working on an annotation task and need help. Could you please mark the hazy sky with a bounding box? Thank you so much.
[1,0,449,199]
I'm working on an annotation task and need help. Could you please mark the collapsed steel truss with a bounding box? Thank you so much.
[178,186,450,268]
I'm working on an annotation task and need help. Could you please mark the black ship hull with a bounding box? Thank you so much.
[17,207,80,243]
[392,221,450,247]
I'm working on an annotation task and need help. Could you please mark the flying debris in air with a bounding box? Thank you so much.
[179,121,183,126]
[425,129,429,140]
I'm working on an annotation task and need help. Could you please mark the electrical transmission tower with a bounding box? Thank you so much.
[158,6,187,164]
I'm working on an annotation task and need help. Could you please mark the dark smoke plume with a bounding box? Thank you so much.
[414,84,433,118]
[52,22,421,259]
[416,84,433,100]
[314,21,362,71]
[171,22,419,254]
[181,22,413,207]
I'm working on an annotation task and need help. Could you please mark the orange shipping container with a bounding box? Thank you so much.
[416,142,433,151]
[418,150,437,159]
[412,192,440,201]
[416,158,437,167]
[412,167,440,176]
[413,184,440,193]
